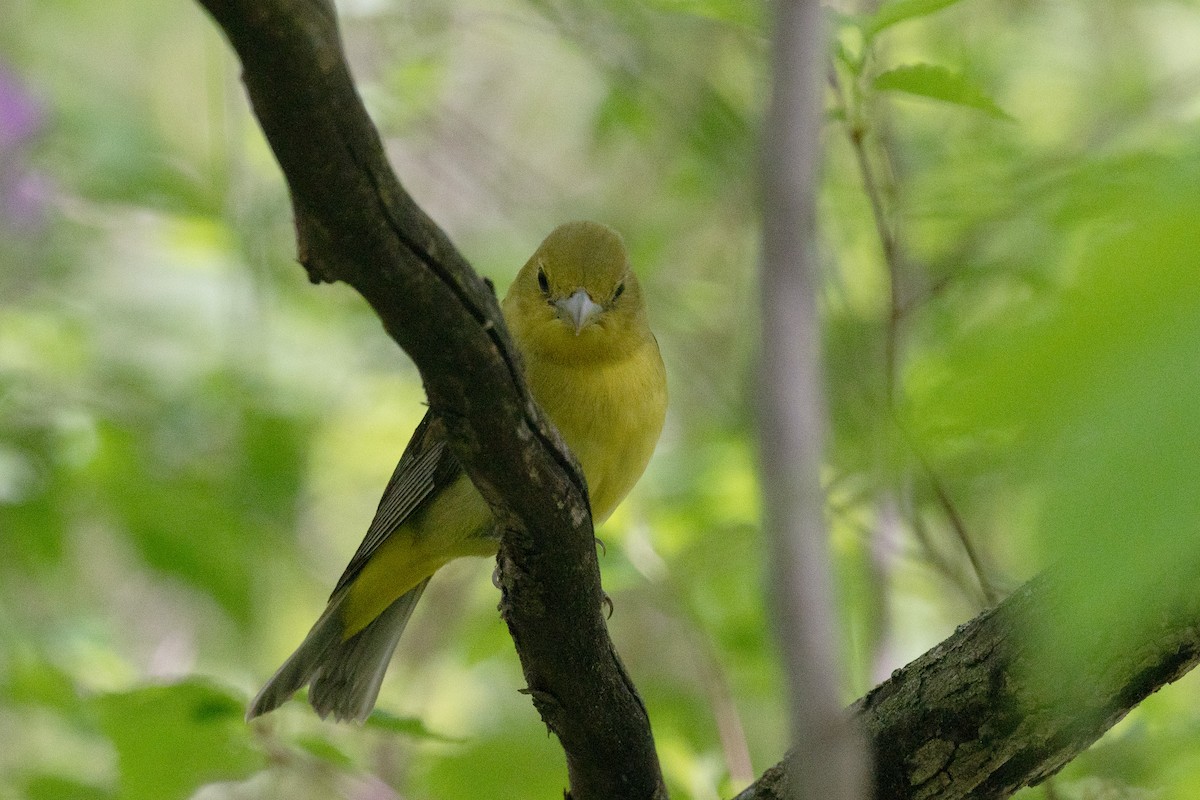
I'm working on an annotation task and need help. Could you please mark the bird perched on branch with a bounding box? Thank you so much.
[248,221,668,722]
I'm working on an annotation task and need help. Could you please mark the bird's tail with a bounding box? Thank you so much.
[247,578,430,723]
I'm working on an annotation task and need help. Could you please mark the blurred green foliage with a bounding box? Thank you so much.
[3,0,1200,798]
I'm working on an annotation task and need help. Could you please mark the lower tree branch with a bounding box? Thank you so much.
[736,572,1200,800]
[194,1,664,797]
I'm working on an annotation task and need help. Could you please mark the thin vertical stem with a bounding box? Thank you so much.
[760,2,870,798]
[833,65,998,611]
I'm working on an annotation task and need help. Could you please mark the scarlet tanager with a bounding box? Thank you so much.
[248,221,668,722]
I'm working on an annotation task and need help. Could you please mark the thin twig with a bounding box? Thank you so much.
[831,60,1000,608]
[689,625,755,787]
[895,416,1000,605]
[829,69,903,404]
[927,471,1000,605]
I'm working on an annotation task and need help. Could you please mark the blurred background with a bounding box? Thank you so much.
[3,0,1200,797]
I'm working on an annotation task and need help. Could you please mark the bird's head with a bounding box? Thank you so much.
[503,221,651,365]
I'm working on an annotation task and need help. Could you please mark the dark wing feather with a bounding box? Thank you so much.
[329,410,464,597]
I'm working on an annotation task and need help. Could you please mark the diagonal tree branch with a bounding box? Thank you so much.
[735,572,1200,800]
[193,1,664,797]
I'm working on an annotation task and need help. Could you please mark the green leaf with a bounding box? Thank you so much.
[0,427,68,571]
[292,735,354,769]
[594,80,656,144]
[88,393,310,627]
[363,709,463,742]
[23,774,113,800]
[931,150,1200,701]
[642,0,764,28]
[90,421,253,625]
[418,722,567,799]
[873,63,1011,119]
[91,679,263,800]
[866,0,968,37]
[3,653,79,711]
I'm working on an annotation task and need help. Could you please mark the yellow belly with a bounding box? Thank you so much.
[526,339,668,523]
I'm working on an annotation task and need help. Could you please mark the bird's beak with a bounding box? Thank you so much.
[555,289,603,335]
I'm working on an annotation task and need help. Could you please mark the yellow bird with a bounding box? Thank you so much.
[248,221,667,722]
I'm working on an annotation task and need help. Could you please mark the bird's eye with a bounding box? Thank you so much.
[537,267,549,294]
[613,282,625,301]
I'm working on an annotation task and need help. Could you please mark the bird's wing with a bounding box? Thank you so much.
[329,410,464,598]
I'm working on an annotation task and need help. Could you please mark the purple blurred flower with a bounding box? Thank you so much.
[0,62,48,229]
[6,171,51,228]
[0,64,45,152]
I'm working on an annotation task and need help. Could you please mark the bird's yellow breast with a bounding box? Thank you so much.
[527,337,667,523]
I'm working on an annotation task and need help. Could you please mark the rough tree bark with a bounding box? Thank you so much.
[736,573,1200,800]
[193,1,1200,799]
[194,1,665,798]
